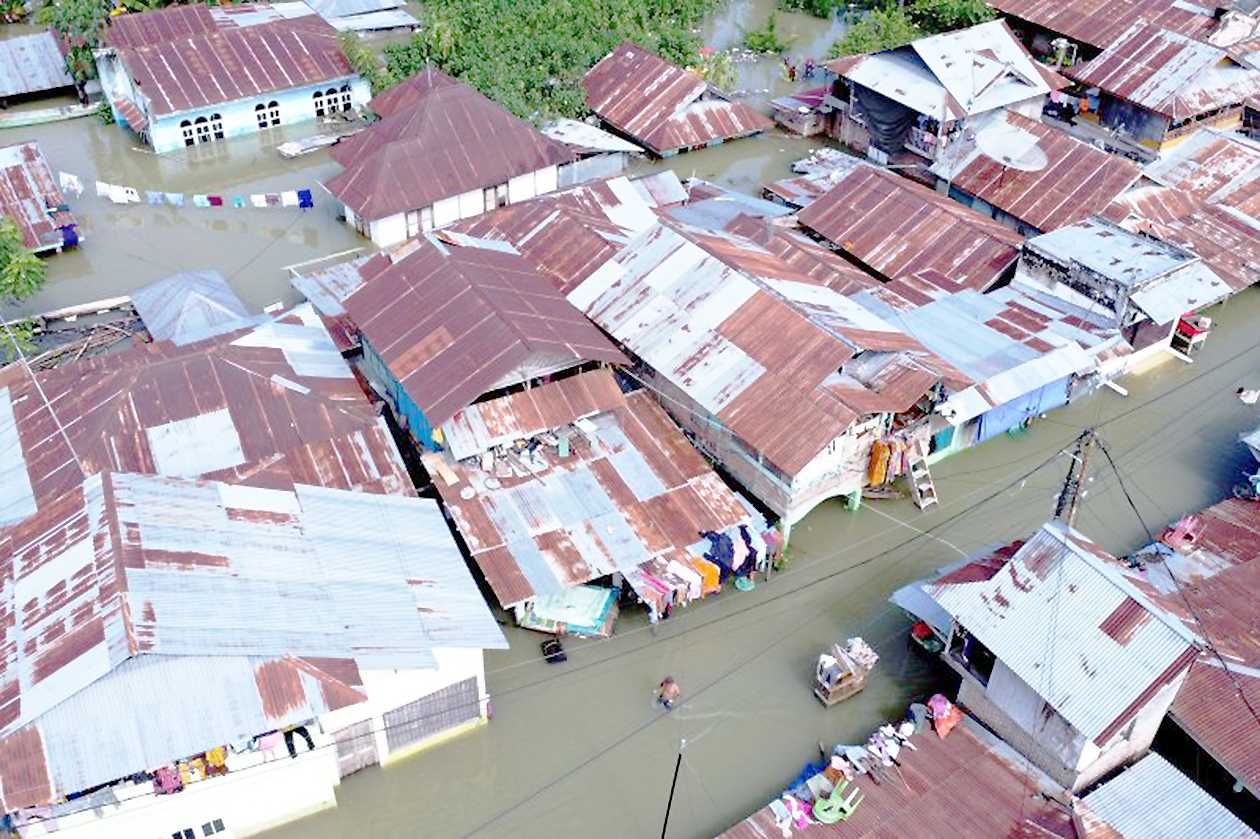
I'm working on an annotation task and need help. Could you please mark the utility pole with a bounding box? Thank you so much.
[1055,430,1095,527]
[660,738,687,839]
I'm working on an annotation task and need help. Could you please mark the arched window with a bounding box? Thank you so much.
[255,103,268,130]
[267,100,280,127]
[181,119,195,147]
[194,116,211,144]
[339,84,352,112]
[210,113,224,140]
[313,89,326,118]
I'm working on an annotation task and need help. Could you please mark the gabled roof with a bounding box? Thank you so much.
[1066,23,1260,119]
[0,306,410,528]
[583,41,771,154]
[826,20,1057,122]
[426,369,752,608]
[932,110,1141,233]
[987,0,1219,52]
[796,166,1022,291]
[1080,753,1258,839]
[930,521,1198,743]
[325,80,574,221]
[103,4,356,116]
[367,66,460,117]
[0,468,504,810]
[0,141,74,252]
[0,32,74,98]
[343,234,625,428]
[130,269,258,346]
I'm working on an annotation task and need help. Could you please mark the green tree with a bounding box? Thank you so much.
[0,218,48,303]
[37,0,109,83]
[687,49,736,90]
[0,319,36,364]
[744,12,790,54]
[829,6,921,57]
[906,0,993,32]
[339,33,397,95]
[778,0,844,19]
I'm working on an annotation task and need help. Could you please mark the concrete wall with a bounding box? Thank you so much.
[141,76,370,154]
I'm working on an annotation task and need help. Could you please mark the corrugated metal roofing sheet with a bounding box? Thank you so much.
[828,21,1053,121]
[327,79,574,221]
[343,234,625,428]
[583,41,772,155]
[931,521,1197,741]
[130,269,257,345]
[0,141,73,252]
[1023,217,1194,288]
[0,306,411,528]
[933,110,1141,232]
[0,32,74,98]
[1082,753,1258,838]
[424,371,751,607]
[1141,128,1260,214]
[797,167,1022,291]
[541,118,643,154]
[0,467,503,808]
[720,720,1076,839]
[987,0,1218,51]
[106,4,356,116]
[1066,22,1260,119]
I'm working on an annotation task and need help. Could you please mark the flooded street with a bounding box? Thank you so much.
[4,7,1258,838]
[264,286,1260,839]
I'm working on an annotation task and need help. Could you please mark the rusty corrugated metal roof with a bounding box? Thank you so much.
[0,141,74,252]
[106,5,356,117]
[583,41,772,155]
[931,521,1197,743]
[933,111,1141,232]
[326,80,574,221]
[720,720,1077,839]
[797,167,1022,291]
[344,234,625,428]
[0,467,504,809]
[1141,128,1260,214]
[424,370,752,607]
[1066,23,1260,119]
[988,0,1218,51]
[367,66,460,116]
[0,305,412,528]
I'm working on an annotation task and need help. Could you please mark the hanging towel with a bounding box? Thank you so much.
[207,195,224,207]
[297,188,314,209]
[146,191,164,206]
[95,180,110,198]
[265,193,281,206]
[165,192,185,207]
[121,187,141,204]
[249,194,268,208]
[108,184,131,204]
[192,194,211,208]
[232,196,246,209]
[59,171,84,197]
[280,190,299,207]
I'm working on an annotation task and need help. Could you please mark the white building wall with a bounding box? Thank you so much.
[367,211,408,248]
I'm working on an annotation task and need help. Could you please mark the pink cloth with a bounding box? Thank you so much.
[257,731,284,758]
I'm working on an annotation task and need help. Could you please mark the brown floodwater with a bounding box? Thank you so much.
[5,10,1260,839]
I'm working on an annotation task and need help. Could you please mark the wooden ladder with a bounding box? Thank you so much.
[907,440,938,510]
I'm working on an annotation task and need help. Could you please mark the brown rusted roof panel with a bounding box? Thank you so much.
[989,0,1215,51]
[0,141,74,251]
[798,167,1021,291]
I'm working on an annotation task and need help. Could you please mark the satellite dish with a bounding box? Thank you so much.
[972,119,1049,172]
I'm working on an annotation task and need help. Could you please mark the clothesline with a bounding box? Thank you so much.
[56,171,316,210]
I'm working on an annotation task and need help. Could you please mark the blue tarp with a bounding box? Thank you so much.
[976,375,1072,443]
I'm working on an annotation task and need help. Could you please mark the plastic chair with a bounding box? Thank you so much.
[811,779,864,824]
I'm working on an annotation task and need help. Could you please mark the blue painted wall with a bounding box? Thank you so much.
[360,337,438,451]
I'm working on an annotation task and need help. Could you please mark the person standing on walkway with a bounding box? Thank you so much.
[657,676,681,710]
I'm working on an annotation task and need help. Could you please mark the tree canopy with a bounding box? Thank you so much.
[829,6,920,57]
[0,218,47,304]
[37,0,109,83]
[382,0,717,120]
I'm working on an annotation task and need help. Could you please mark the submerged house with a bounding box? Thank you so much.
[824,20,1064,163]
[583,41,772,157]
[922,521,1199,791]
[1066,23,1260,152]
[0,31,76,105]
[1012,217,1233,368]
[325,77,575,247]
[0,470,505,839]
[95,3,369,154]
[0,311,508,836]
[129,270,260,346]
[0,141,77,253]
[796,166,1023,292]
[930,110,1141,235]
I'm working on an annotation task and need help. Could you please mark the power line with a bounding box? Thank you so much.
[1094,435,1260,731]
